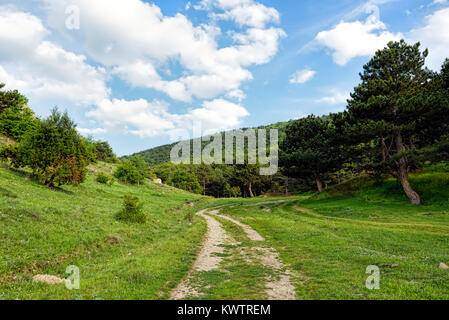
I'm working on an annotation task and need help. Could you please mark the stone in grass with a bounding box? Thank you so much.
[440,263,449,270]
[33,274,66,285]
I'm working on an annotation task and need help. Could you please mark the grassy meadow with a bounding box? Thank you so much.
[0,153,448,300]
[0,161,206,300]
[198,165,449,300]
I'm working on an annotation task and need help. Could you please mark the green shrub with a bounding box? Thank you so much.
[96,172,109,184]
[128,155,149,183]
[8,108,89,187]
[168,170,202,194]
[115,194,146,224]
[113,161,141,185]
[0,84,37,141]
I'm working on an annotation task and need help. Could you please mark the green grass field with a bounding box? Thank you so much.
[203,166,449,299]
[0,161,448,300]
[0,163,205,300]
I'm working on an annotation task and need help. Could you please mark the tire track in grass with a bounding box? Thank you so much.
[170,209,235,300]
[209,210,296,300]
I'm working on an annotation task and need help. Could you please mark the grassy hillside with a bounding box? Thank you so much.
[202,167,449,299]
[0,162,206,300]
[124,121,290,165]
[1,159,448,300]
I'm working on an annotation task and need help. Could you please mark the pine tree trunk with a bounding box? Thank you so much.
[315,175,323,193]
[248,182,255,198]
[396,134,421,205]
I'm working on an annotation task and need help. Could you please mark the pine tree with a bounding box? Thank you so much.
[346,40,433,205]
[280,115,344,193]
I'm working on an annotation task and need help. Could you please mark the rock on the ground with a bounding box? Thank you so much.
[440,262,449,270]
[33,274,66,285]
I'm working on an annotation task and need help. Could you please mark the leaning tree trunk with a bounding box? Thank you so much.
[315,174,323,193]
[45,173,57,188]
[396,133,421,205]
[248,182,255,198]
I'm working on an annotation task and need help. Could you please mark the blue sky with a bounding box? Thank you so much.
[1,0,448,155]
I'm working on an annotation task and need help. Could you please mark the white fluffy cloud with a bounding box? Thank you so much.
[315,14,402,65]
[315,3,449,70]
[315,89,349,105]
[81,98,249,138]
[0,0,283,138]
[408,8,449,70]
[0,7,109,106]
[210,1,280,28]
[289,69,316,84]
[42,0,284,103]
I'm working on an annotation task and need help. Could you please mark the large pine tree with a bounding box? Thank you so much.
[346,40,436,205]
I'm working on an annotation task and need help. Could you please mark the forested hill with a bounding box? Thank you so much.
[123,121,291,165]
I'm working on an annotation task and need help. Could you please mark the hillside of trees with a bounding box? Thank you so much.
[123,121,290,166]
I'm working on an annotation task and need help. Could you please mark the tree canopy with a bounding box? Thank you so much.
[280,115,344,193]
[344,40,446,205]
[8,108,90,187]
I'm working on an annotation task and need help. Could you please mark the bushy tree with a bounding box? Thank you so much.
[115,194,146,224]
[168,169,202,194]
[345,40,442,205]
[224,183,241,198]
[94,140,117,163]
[10,108,89,187]
[0,84,37,140]
[415,59,449,147]
[96,172,110,184]
[113,156,149,185]
[194,163,215,195]
[83,137,118,164]
[233,164,265,197]
[128,155,150,182]
[0,84,28,113]
[113,160,141,184]
[280,115,344,193]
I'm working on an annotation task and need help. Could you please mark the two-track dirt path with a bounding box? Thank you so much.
[170,208,296,300]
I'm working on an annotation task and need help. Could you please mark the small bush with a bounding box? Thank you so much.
[115,194,146,224]
[113,161,141,185]
[96,172,109,184]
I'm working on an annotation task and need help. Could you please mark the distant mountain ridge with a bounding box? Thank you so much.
[123,121,291,166]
